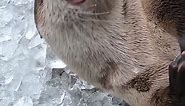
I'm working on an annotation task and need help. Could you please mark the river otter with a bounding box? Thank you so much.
[34,0,185,105]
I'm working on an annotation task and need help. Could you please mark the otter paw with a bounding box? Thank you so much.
[169,51,185,97]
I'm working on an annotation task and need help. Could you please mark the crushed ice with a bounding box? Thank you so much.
[0,0,125,106]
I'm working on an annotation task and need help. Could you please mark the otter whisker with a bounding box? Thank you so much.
[77,17,116,23]
[78,11,110,16]
[73,24,82,37]
[64,25,70,45]
[77,15,122,23]
[150,77,169,85]
[155,77,169,81]
[82,4,97,10]
[63,2,69,12]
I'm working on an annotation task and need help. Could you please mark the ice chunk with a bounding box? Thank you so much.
[0,0,10,8]
[0,35,11,43]
[46,47,67,69]
[0,39,18,61]
[14,96,33,106]
[0,8,13,28]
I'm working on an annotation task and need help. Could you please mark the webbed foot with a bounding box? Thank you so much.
[169,51,185,105]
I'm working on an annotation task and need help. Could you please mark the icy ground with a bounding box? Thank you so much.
[0,0,125,106]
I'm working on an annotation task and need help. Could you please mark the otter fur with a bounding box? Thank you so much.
[34,0,185,105]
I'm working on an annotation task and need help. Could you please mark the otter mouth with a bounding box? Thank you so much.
[63,7,110,24]
[62,0,112,24]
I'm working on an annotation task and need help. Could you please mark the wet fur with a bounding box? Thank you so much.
[143,0,185,52]
[34,0,183,105]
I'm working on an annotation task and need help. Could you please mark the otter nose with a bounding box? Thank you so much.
[66,0,86,5]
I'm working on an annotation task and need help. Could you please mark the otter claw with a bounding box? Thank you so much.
[169,51,185,97]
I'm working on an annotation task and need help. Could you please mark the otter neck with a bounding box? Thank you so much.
[41,0,161,83]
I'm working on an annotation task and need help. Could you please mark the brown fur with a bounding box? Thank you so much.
[143,0,185,40]
[34,0,183,105]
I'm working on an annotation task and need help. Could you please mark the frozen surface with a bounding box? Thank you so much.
[0,0,125,106]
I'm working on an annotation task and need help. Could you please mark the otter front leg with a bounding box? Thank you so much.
[169,51,185,105]
[178,35,185,52]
